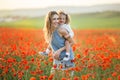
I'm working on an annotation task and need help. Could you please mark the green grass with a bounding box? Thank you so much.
[0,11,120,29]
[0,17,45,29]
[71,11,120,29]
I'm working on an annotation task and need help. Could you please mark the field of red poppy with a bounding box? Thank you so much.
[0,27,120,80]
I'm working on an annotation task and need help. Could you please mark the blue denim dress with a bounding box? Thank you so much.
[50,28,74,69]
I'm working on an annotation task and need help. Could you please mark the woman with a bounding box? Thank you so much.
[40,10,74,61]
[43,11,75,73]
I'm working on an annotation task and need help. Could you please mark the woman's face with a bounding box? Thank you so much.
[51,14,59,28]
[59,14,66,25]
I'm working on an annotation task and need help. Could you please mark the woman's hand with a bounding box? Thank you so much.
[53,50,61,60]
[53,47,66,60]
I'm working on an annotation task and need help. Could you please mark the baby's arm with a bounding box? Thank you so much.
[65,40,70,53]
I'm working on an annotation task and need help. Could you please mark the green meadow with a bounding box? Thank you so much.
[0,11,120,29]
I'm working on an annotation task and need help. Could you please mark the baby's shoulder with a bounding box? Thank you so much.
[58,26,67,34]
[62,24,70,27]
[58,26,65,31]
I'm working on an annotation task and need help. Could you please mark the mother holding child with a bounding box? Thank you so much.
[39,10,75,75]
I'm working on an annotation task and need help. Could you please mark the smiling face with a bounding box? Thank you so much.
[51,14,59,28]
[59,14,66,25]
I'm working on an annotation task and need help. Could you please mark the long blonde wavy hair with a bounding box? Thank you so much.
[43,11,58,43]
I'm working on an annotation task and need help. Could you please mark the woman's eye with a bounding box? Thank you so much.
[53,18,56,20]
[53,18,58,20]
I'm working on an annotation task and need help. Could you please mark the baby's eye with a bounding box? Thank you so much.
[53,18,58,20]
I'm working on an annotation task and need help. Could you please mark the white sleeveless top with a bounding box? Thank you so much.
[61,24,74,38]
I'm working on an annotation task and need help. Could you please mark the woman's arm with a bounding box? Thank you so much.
[53,46,66,60]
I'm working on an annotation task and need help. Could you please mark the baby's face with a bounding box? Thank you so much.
[59,14,66,25]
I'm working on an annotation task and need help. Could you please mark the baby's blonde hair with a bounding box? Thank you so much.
[57,10,70,24]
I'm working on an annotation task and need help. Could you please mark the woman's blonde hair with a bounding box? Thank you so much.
[57,10,70,24]
[43,11,58,43]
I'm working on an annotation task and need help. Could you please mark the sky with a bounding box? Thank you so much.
[0,0,120,10]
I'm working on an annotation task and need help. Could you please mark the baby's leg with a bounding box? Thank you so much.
[65,40,70,54]
[44,44,51,54]
[46,45,51,53]
[39,45,51,56]
[63,40,70,61]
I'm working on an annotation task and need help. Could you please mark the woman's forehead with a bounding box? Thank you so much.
[52,14,59,18]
